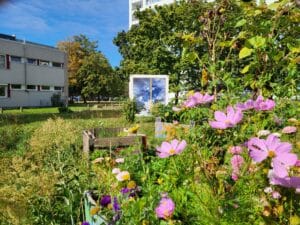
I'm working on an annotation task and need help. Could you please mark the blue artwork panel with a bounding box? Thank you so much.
[152,78,166,104]
[133,78,150,112]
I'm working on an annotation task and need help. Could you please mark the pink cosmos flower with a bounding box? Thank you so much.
[229,146,243,155]
[253,96,275,111]
[268,170,300,190]
[271,191,281,199]
[282,126,297,134]
[155,197,175,219]
[248,134,298,178]
[235,96,275,111]
[156,139,187,158]
[112,168,121,174]
[235,99,255,111]
[209,106,243,129]
[183,92,214,108]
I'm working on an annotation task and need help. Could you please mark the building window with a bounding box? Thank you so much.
[0,85,7,97]
[52,62,63,68]
[41,85,50,91]
[11,84,22,90]
[26,85,37,90]
[11,56,22,63]
[40,60,50,66]
[0,55,5,69]
[27,58,38,65]
[54,86,63,91]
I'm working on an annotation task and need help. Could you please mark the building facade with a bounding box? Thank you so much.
[129,0,176,27]
[0,34,68,108]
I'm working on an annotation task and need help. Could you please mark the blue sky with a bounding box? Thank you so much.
[0,0,128,67]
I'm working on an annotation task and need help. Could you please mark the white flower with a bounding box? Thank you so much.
[92,157,104,164]
[112,168,121,174]
[115,158,124,163]
[264,187,273,194]
[257,130,270,137]
[272,132,281,137]
[116,171,130,181]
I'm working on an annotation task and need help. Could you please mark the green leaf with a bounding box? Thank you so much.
[268,2,280,10]
[287,44,300,53]
[235,19,247,28]
[248,36,266,49]
[239,47,253,59]
[241,65,250,74]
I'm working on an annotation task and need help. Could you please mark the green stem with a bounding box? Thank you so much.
[171,157,179,176]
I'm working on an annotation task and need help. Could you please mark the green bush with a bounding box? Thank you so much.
[123,99,137,123]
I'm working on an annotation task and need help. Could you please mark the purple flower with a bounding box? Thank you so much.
[155,197,175,219]
[269,170,300,190]
[235,99,255,111]
[113,197,121,211]
[183,92,214,108]
[230,155,244,181]
[231,173,239,181]
[209,106,243,129]
[282,126,297,134]
[156,139,187,158]
[271,191,281,199]
[253,96,275,111]
[229,146,243,155]
[231,155,244,171]
[235,96,275,112]
[100,195,111,207]
[82,222,90,225]
[121,187,130,194]
[248,134,298,177]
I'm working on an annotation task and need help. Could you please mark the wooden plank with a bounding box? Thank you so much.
[94,136,142,148]
[93,134,146,149]
[82,131,92,154]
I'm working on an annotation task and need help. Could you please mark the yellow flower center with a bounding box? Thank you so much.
[268,150,276,158]
[169,149,176,155]
[127,180,136,189]
[122,173,130,181]
[225,120,231,125]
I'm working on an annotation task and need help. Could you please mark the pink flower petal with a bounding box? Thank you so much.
[275,153,298,166]
[209,121,227,129]
[176,140,187,154]
[214,111,227,122]
[272,159,289,178]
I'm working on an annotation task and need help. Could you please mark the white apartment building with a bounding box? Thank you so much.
[129,0,176,27]
[0,34,68,108]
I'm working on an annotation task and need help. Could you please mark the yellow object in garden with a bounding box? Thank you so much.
[290,215,300,225]
[127,180,137,189]
[128,124,140,134]
[186,90,195,97]
[90,206,100,216]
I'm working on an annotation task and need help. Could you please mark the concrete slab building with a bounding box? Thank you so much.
[0,34,68,108]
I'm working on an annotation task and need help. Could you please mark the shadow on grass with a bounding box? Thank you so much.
[0,109,122,126]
